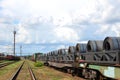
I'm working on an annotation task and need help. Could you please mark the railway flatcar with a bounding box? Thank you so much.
[36,37,120,80]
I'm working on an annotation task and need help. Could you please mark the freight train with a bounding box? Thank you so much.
[6,55,20,60]
[0,54,20,61]
[33,37,120,80]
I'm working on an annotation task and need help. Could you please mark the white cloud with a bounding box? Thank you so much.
[0,45,13,55]
[95,23,120,38]
[56,45,66,50]
[53,27,79,42]
[79,41,88,44]
[111,23,120,37]
[95,25,110,35]
[0,0,120,53]
[16,24,31,43]
[0,25,13,42]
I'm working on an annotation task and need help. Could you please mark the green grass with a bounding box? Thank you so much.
[0,61,23,75]
[28,60,64,79]
[0,61,14,65]
[28,60,75,80]
[0,60,13,63]
[34,61,44,67]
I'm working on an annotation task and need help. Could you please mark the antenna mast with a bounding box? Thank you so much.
[20,45,22,57]
[13,30,16,56]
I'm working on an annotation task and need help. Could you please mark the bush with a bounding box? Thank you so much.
[34,61,43,67]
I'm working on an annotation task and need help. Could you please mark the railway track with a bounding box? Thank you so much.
[28,63,36,80]
[10,61,36,80]
[0,61,16,68]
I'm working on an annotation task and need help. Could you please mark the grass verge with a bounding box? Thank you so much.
[28,60,83,80]
[0,60,23,80]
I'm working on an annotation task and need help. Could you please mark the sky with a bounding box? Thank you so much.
[0,0,120,55]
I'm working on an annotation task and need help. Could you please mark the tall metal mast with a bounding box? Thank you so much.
[20,45,22,57]
[13,30,16,56]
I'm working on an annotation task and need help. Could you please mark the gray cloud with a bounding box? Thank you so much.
[0,0,120,54]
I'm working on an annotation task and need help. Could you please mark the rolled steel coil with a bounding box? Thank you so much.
[44,54,47,56]
[58,49,61,55]
[50,52,52,56]
[76,43,87,53]
[60,49,68,55]
[53,50,58,56]
[51,52,53,56]
[68,46,76,54]
[103,37,120,50]
[48,52,50,56]
[87,40,103,52]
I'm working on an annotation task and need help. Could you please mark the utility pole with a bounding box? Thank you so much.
[13,30,16,56]
[20,45,22,57]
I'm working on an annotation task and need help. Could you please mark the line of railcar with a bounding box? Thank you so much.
[33,37,120,80]
[0,53,20,61]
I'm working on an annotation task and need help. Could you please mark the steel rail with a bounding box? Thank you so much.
[10,61,25,80]
[28,62,36,80]
[10,61,36,80]
[0,61,16,68]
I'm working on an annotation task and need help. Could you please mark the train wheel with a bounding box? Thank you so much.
[67,69,71,74]
[89,70,97,80]
[63,68,67,73]
[82,69,87,78]
[71,70,76,76]
[84,72,89,79]
[82,69,92,79]
[99,75,104,80]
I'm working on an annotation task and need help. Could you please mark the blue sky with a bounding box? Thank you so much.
[0,0,120,55]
